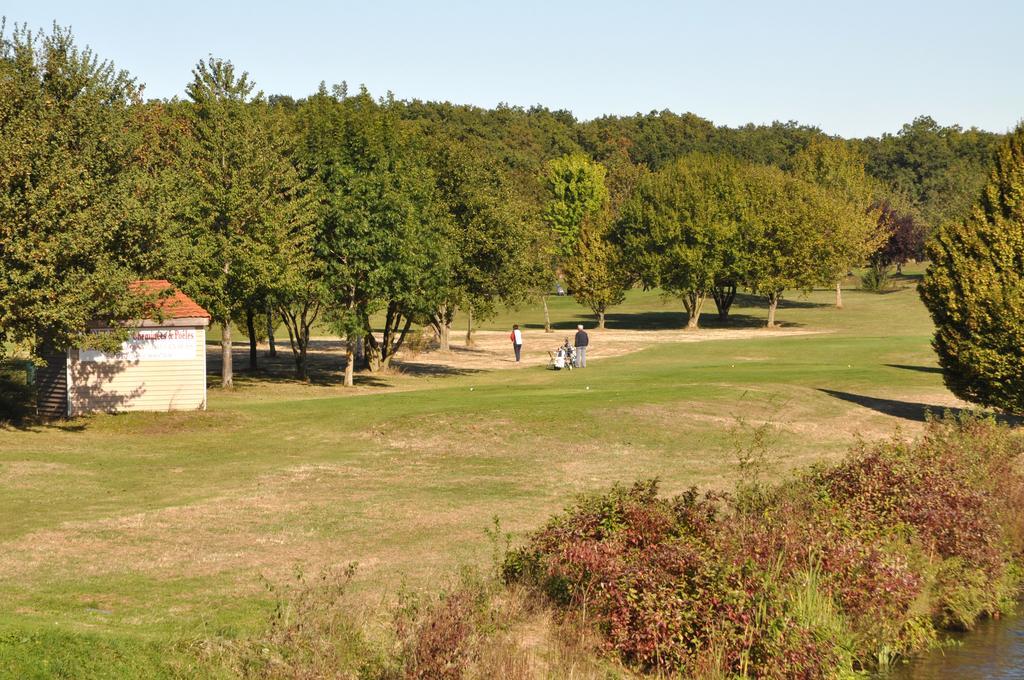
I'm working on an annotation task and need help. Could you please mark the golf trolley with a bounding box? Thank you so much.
[548,340,576,371]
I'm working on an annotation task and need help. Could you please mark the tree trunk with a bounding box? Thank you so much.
[766,293,780,328]
[712,283,736,321]
[437,321,450,351]
[246,309,258,372]
[542,296,553,333]
[344,336,355,387]
[835,280,844,309]
[381,316,413,369]
[597,309,606,330]
[684,291,706,329]
[280,301,320,382]
[266,306,277,358]
[364,332,382,372]
[430,305,451,352]
[221,320,233,388]
[465,307,474,348]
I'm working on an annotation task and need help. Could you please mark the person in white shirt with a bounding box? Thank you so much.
[510,324,523,363]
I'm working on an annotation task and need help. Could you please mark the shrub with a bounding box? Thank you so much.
[0,360,34,423]
[860,263,893,292]
[506,418,1024,677]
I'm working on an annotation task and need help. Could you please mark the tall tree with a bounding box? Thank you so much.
[790,138,883,308]
[301,85,449,377]
[737,165,837,327]
[919,124,1024,413]
[618,154,744,329]
[166,58,307,388]
[424,136,541,350]
[543,153,628,328]
[0,23,146,361]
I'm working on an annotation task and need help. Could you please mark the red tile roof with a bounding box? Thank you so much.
[129,280,211,320]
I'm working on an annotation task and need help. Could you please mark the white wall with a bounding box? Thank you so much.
[68,327,208,415]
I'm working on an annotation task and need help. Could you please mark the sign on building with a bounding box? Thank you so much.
[80,328,198,363]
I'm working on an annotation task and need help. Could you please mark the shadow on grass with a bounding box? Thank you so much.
[0,415,89,433]
[733,292,830,310]
[524,309,800,332]
[885,364,943,375]
[209,340,483,387]
[208,341,360,387]
[390,361,484,377]
[818,389,1022,426]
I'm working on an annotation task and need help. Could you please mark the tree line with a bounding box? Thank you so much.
[0,23,1005,388]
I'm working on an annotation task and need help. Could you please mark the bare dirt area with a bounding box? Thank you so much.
[207,326,826,383]
[393,326,825,374]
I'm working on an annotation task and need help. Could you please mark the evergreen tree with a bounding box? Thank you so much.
[919,124,1024,413]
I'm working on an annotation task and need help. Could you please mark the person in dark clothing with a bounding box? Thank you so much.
[574,324,589,368]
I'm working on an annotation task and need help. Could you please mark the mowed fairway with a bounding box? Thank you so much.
[0,270,964,669]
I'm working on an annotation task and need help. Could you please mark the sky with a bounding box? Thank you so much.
[5,0,1023,138]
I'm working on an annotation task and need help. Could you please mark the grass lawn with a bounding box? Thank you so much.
[0,269,965,676]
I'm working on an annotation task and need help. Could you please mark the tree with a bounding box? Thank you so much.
[790,138,883,308]
[0,23,147,362]
[301,85,449,378]
[859,116,1001,232]
[543,153,628,328]
[919,124,1024,413]
[166,58,307,387]
[561,212,629,330]
[423,136,540,350]
[618,154,743,328]
[737,165,836,327]
[873,200,926,272]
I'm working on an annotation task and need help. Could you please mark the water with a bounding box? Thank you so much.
[887,615,1024,679]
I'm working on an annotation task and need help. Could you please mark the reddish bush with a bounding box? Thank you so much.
[506,418,1024,676]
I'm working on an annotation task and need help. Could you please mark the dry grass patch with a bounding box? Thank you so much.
[1,460,94,489]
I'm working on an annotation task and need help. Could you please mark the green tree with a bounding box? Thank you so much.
[737,165,835,327]
[919,124,1024,413]
[543,153,628,328]
[859,116,1001,231]
[300,85,449,378]
[0,23,147,362]
[543,154,609,256]
[618,154,744,329]
[165,57,308,388]
[424,136,541,349]
[790,138,884,308]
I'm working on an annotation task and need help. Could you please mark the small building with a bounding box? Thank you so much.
[37,280,211,417]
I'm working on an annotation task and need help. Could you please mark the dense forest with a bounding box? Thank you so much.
[0,23,1006,389]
